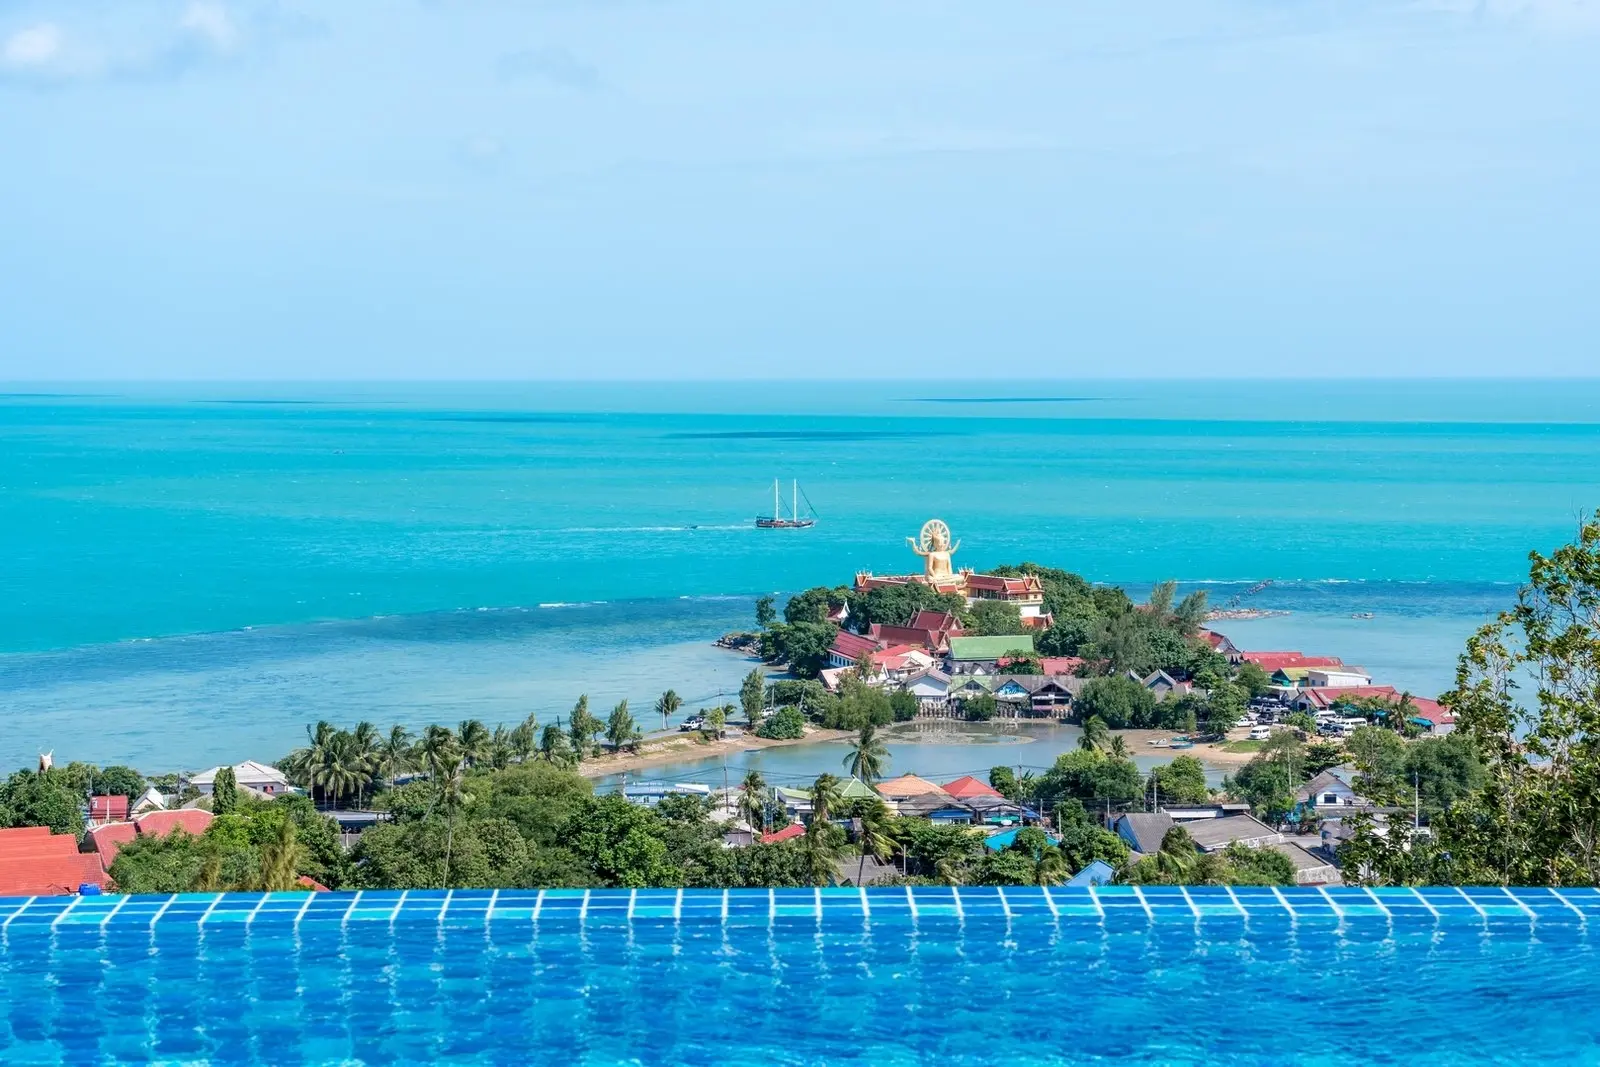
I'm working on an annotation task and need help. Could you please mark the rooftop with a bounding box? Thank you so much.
[949,634,1037,661]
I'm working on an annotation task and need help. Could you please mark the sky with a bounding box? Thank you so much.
[1,0,1597,380]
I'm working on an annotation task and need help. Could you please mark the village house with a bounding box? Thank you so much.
[1305,666,1374,688]
[86,809,216,875]
[1134,669,1192,700]
[826,630,880,671]
[946,634,1038,673]
[188,760,291,797]
[0,826,108,897]
[1294,766,1366,812]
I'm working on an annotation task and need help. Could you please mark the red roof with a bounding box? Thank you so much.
[830,631,880,662]
[1040,657,1083,676]
[1241,652,1345,672]
[296,875,330,892]
[760,823,807,844]
[88,796,130,822]
[1296,685,1399,710]
[134,809,214,837]
[910,611,964,633]
[942,775,1005,799]
[0,827,109,897]
[86,823,139,868]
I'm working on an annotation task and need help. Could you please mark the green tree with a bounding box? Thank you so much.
[850,798,896,885]
[1107,734,1131,759]
[740,669,767,726]
[989,765,1018,800]
[539,723,576,768]
[1346,725,1407,801]
[508,716,538,764]
[457,720,492,766]
[1150,755,1210,805]
[212,766,240,817]
[888,689,919,722]
[654,689,683,732]
[1402,734,1486,815]
[0,770,86,839]
[965,693,998,722]
[756,706,806,740]
[380,726,416,783]
[259,817,303,892]
[967,600,1024,636]
[703,705,727,740]
[563,795,681,887]
[764,621,839,678]
[1079,715,1110,752]
[567,696,601,760]
[844,723,889,782]
[1077,675,1156,729]
[738,771,769,834]
[1234,662,1273,698]
[91,765,146,800]
[784,585,849,625]
[605,700,640,752]
[755,595,777,629]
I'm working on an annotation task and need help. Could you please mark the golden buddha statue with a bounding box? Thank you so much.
[908,519,960,583]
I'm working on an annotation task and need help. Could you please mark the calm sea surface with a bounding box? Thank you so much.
[3,380,1598,773]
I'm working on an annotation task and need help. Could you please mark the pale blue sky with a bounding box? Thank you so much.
[2,1,1597,379]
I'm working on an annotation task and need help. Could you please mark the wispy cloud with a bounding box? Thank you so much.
[497,45,601,90]
[0,2,317,87]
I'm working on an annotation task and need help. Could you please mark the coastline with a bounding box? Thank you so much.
[576,726,855,779]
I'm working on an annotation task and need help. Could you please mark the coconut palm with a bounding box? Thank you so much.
[457,719,492,766]
[349,722,381,807]
[738,770,769,834]
[852,798,895,886]
[809,773,842,826]
[1080,715,1110,752]
[419,724,459,779]
[435,753,472,888]
[539,723,574,767]
[655,689,683,733]
[1152,825,1199,883]
[487,725,516,770]
[379,726,415,785]
[1108,734,1131,759]
[843,723,888,783]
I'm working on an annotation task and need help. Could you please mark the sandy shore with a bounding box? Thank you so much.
[1111,728,1260,768]
[577,727,855,779]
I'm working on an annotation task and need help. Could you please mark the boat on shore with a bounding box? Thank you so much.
[755,478,817,529]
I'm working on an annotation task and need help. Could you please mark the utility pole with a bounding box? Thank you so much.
[1413,771,1420,830]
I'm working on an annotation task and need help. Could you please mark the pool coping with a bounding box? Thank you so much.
[2,886,1595,929]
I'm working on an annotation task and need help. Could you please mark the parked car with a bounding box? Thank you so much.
[1234,716,1255,729]
[679,716,705,732]
[1247,725,1273,741]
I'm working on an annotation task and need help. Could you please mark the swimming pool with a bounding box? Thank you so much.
[3,886,1597,1065]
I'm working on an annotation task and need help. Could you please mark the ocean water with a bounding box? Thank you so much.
[3,887,1598,1066]
[2,380,1598,772]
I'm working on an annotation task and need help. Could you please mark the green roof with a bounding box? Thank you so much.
[838,778,878,799]
[949,634,1037,661]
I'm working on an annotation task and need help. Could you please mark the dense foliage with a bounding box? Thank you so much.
[1344,515,1600,886]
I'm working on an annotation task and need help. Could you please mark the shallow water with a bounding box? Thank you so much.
[2,380,1589,772]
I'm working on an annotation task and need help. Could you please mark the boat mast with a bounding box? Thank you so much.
[773,478,780,521]
[792,479,798,521]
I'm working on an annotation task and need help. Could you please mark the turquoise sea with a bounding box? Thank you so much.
[4,380,1600,774]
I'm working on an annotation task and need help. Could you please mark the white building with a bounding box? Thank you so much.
[1305,667,1373,688]
[188,760,291,796]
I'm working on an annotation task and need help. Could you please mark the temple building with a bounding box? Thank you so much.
[853,519,1053,629]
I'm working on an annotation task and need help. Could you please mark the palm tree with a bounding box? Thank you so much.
[655,689,682,733]
[349,721,380,807]
[852,799,895,886]
[457,719,491,767]
[1108,734,1131,759]
[488,725,516,770]
[843,723,888,783]
[1152,825,1199,884]
[436,754,471,888]
[379,726,415,785]
[539,723,574,767]
[809,773,842,826]
[285,720,340,803]
[259,817,303,891]
[1080,715,1110,752]
[605,700,639,752]
[738,771,768,834]
[419,724,459,779]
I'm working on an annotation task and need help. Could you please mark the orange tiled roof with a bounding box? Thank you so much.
[0,826,109,897]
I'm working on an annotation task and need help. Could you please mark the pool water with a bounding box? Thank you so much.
[3,887,1598,1066]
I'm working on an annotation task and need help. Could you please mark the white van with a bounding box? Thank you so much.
[1247,725,1273,741]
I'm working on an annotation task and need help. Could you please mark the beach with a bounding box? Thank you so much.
[576,726,855,780]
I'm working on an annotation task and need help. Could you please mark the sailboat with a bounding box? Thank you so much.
[756,478,817,529]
